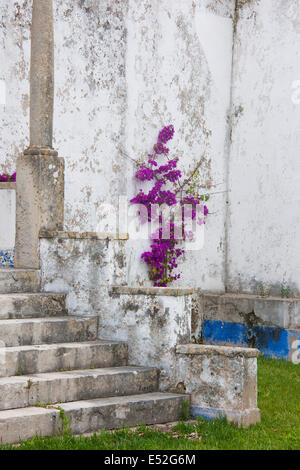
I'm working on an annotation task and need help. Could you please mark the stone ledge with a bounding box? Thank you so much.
[0,182,16,190]
[110,286,194,296]
[176,343,259,358]
[203,292,300,302]
[39,231,129,240]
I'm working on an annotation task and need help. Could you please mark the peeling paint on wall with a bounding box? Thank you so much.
[2,1,298,294]
[227,0,300,295]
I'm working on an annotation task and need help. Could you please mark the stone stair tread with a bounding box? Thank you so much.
[0,392,185,418]
[0,292,66,301]
[0,292,59,295]
[0,316,98,347]
[0,393,187,443]
[0,315,95,324]
[0,269,39,272]
[0,366,159,410]
[0,365,157,384]
[60,392,185,409]
[0,269,41,293]
[0,339,125,352]
[0,339,129,377]
[0,293,67,319]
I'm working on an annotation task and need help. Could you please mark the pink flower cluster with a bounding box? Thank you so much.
[130,125,209,287]
[0,172,16,182]
[158,125,175,144]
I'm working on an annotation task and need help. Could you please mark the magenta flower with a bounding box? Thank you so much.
[131,125,209,286]
[0,172,16,183]
[158,125,175,144]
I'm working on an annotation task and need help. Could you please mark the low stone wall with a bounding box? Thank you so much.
[100,286,195,391]
[194,293,300,361]
[39,232,128,314]
[201,293,300,329]
[0,183,15,268]
[176,344,260,427]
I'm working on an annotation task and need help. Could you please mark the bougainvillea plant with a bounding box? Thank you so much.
[0,172,16,182]
[130,125,209,287]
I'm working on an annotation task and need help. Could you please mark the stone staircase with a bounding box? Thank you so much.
[0,273,186,444]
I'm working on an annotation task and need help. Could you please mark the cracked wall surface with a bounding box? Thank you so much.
[1,1,298,294]
[0,0,234,291]
[227,0,300,296]
[124,0,234,290]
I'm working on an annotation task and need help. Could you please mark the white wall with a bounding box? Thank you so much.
[0,0,234,291]
[124,0,234,290]
[0,188,15,249]
[1,0,299,295]
[227,0,300,295]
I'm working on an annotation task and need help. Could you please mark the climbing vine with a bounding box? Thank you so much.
[130,125,209,287]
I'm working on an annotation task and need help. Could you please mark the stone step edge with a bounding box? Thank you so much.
[0,293,68,319]
[0,292,66,297]
[0,316,99,347]
[0,269,41,294]
[203,292,300,302]
[0,340,129,377]
[0,366,159,410]
[0,393,188,444]
[0,315,98,324]
[0,365,158,385]
[0,269,39,273]
[0,339,126,352]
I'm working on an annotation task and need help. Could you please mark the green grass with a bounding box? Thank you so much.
[1,357,299,450]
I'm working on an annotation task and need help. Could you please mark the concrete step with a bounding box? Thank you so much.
[0,340,128,377]
[0,366,159,410]
[0,293,67,319]
[0,316,98,347]
[0,269,40,294]
[0,393,187,444]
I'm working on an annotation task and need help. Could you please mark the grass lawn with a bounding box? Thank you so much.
[0,357,299,450]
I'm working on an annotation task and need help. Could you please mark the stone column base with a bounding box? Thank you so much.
[15,153,64,269]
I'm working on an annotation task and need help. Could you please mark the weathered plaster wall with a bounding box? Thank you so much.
[0,1,31,174]
[0,0,127,229]
[227,0,300,295]
[0,0,234,290]
[0,185,15,249]
[99,287,194,391]
[40,234,127,314]
[2,0,298,295]
[124,0,234,290]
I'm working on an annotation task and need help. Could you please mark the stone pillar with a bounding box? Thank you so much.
[176,344,261,427]
[15,0,64,269]
[27,0,55,153]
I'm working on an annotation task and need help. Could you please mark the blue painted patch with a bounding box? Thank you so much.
[203,319,300,361]
[0,249,15,268]
[190,406,226,421]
